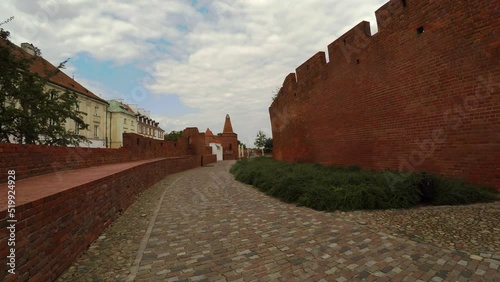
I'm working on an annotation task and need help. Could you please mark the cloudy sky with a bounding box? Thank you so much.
[0,0,387,146]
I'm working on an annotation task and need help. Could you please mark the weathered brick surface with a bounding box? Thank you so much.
[203,154,217,166]
[270,0,499,189]
[0,129,216,182]
[0,156,201,282]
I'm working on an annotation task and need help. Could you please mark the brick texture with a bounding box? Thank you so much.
[203,154,218,166]
[270,0,499,189]
[0,156,202,282]
[0,126,216,281]
[0,128,216,182]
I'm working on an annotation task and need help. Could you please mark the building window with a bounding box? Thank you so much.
[94,106,99,116]
[131,120,134,126]
[75,121,79,134]
[94,125,98,137]
[124,118,127,124]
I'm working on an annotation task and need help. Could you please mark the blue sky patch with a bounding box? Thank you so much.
[71,52,197,117]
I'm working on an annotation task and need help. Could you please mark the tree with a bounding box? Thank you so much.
[165,130,183,141]
[254,130,267,150]
[264,137,273,154]
[0,29,88,145]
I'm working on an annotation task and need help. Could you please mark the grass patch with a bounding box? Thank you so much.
[230,157,498,211]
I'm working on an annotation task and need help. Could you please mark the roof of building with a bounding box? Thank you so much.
[135,109,165,132]
[122,103,135,114]
[107,100,136,116]
[0,38,108,104]
[223,114,234,133]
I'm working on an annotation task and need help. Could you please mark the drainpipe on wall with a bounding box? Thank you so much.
[109,112,112,148]
[105,106,108,148]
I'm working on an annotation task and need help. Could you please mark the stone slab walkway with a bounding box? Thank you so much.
[58,161,499,281]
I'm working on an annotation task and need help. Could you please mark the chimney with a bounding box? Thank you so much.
[20,43,36,56]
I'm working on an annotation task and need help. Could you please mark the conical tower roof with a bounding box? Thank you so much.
[223,114,234,133]
[205,128,214,137]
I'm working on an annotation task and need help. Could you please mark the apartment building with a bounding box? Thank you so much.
[127,104,165,140]
[13,42,108,147]
[107,100,137,148]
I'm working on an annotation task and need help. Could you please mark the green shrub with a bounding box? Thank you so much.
[229,157,498,211]
[429,175,498,205]
[386,172,423,208]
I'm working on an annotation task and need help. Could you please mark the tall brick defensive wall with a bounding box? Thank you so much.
[270,0,499,189]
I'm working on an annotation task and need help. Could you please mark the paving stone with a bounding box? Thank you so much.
[435,270,449,279]
[356,270,370,279]
[461,270,473,278]
[419,263,433,272]
[470,255,483,261]
[381,265,394,273]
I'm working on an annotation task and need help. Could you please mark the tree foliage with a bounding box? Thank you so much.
[254,130,267,149]
[0,28,88,145]
[264,137,273,153]
[165,130,183,141]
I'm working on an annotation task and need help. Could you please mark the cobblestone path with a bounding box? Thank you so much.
[59,161,499,281]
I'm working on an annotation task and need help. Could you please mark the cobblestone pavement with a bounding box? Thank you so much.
[346,203,500,257]
[59,161,500,281]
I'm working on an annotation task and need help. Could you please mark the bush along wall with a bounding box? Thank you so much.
[230,158,498,212]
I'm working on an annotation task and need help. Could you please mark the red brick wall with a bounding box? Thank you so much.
[205,146,213,155]
[206,134,239,160]
[270,0,499,189]
[0,156,201,282]
[202,154,217,166]
[0,130,214,182]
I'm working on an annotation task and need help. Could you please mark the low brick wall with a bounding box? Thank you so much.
[0,143,133,181]
[202,154,217,166]
[0,131,209,183]
[0,156,200,282]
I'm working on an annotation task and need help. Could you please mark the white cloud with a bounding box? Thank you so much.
[1,0,388,146]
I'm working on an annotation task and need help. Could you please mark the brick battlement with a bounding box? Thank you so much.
[270,0,499,189]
